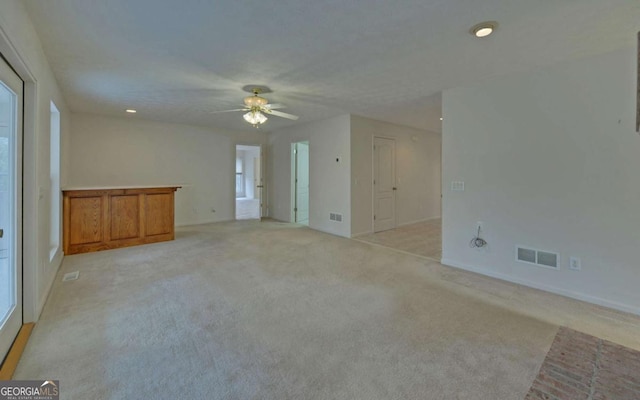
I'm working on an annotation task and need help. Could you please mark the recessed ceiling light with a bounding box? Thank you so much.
[125,109,137,113]
[470,21,498,38]
[440,117,443,121]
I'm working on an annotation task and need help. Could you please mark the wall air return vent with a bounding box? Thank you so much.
[516,246,558,269]
[517,247,536,264]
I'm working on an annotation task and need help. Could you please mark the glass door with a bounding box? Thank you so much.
[0,56,23,362]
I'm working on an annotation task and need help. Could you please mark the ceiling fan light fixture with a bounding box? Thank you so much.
[213,86,297,126]
[243,110,268,127]
[244,95,268,107]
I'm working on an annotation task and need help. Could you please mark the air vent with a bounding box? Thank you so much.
[537,251,558,268]
[517,247,536,264]
[516,246,558,269]
[62,271,80,282]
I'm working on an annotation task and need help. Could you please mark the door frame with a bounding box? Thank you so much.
[0,50,24,361]
[290,140,309,224]
[232,143,265,220]
[290,143,297,222]
[371,135,397,233]
[0,24,39,323]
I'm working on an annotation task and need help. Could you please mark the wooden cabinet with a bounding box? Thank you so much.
[63,186,180,255]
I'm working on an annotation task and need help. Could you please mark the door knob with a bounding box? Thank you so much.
[257,185,264,188]
[0,229,3,238]
[392,187,397,191]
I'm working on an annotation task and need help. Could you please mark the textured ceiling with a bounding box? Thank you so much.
[23,0,640,133]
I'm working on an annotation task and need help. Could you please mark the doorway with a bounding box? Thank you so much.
[0,56,24,362]
[373,137,396,232]
[355,129,442,261]
[235,145,262,220]
[291,141,309,225]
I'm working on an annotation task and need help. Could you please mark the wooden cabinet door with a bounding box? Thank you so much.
[145,193,174,237]
[110,195,140,240]
[68,196,104,245]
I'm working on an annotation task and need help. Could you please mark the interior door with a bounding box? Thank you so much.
[253,157,260,200]
[373,137,396,232]
[0,56,23,361]
[295,142,309,224]
[257,146,265,219]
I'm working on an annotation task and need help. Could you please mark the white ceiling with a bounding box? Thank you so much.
[24,0,640,134]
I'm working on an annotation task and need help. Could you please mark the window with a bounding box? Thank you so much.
[49,101,60,260]
[235,156,244,197]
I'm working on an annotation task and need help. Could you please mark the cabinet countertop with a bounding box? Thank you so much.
[62,185,182,191]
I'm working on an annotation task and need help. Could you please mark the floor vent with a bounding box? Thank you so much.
[516,246,558,269]
[62,271,80,282]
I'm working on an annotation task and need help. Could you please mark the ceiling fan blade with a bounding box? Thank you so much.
[267,109,299,120]
[210,108,247,114]
[264,103,286,110]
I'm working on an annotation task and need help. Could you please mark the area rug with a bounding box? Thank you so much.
[525,327,640,399]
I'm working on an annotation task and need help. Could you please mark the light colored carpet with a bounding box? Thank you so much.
[356,219,442,260]
[14,221,640,399]
[236,197,260,220]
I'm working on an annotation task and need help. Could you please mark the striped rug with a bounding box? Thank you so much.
[525,327,640,399]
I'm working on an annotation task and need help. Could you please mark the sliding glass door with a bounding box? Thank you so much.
[0,56,23,362]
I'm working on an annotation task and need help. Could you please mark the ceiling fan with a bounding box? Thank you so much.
[214,87,299,128]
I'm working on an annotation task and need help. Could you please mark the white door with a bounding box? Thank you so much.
[256,147,265,219]
[0,57,23,361]
[295,142,309,224]
[253,157,260,200]
[373,137,396,232]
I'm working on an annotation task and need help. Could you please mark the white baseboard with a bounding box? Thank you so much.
[351,231,372,238]
[175,218,232,227]
[312,226,351,239]
[35,252,64,322]
[441,258,640,317]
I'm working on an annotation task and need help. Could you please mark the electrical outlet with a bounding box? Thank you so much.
[569,257,581,271]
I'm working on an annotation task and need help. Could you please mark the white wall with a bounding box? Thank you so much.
[351,115,441,236]
[68,113,265,226]
[268,115,351,237]
[442,47,640,315]
[0,0,71,321]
